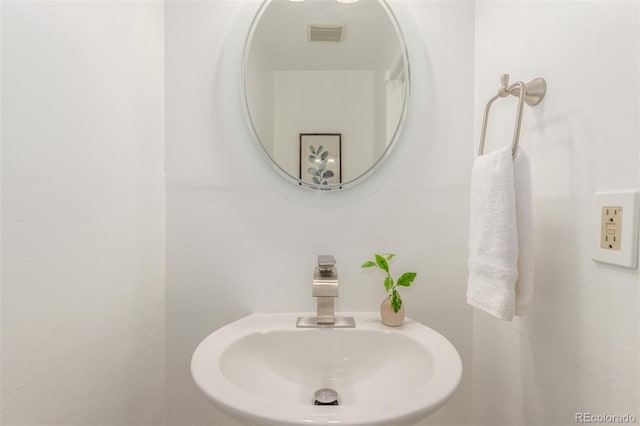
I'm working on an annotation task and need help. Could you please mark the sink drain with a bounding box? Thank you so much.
[314,388,339,406]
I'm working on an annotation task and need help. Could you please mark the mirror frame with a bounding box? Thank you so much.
[241,0,411,191]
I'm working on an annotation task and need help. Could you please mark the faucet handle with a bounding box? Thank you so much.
[317,255,336,272]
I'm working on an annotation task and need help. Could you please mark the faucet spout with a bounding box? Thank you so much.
[312,256,338,295]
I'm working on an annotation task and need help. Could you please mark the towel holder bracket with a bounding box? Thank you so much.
[502,76,547,107]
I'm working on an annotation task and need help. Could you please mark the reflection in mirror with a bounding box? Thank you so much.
[244,0,409,190]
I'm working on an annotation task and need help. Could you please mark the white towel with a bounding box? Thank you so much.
[467,145,533,321]
[513,148,534,315]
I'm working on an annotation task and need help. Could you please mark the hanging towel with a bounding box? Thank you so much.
[467,146,519,320]
[513,148,534,315]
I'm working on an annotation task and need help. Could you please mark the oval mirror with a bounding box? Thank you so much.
[243,0,409,190]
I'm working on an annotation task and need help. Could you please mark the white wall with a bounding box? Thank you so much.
[273,70,374,182]
[473,2,640,425]
[164,1,475,425]
[1,2,165,425]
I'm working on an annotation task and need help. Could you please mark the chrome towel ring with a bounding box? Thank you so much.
[478,74,547,156]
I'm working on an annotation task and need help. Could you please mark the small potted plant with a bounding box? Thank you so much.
[361,253,417,326]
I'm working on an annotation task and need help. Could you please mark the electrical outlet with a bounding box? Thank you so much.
[600,206,622,250]
[593,191,639,268]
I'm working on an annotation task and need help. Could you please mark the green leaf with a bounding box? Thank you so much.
[397,272,417,287]
[308,155,316,163]
[375,254,389,273]
[310,145,316,154]
[391,289,402,313]
[319,163,326,173]
[384,276,394,292]
[308,168,320,177]
[312,177,321,184]
[361,260,376,268]
[317,145,323,154]
[322,170,334,179]
[383,253,396,261]
[321,151,329,160]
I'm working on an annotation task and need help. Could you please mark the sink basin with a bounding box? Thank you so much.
[191,313,462,425]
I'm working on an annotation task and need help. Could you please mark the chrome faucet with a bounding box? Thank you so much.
[296,255,355,328]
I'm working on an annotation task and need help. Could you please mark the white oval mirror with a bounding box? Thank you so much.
[243,0,410,190]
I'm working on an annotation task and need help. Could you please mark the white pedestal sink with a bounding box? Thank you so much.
[191,312,462,426]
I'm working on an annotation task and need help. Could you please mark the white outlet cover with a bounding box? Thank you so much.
[593,190,640,268]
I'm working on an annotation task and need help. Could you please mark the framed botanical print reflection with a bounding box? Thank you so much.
[299,133,342,187]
